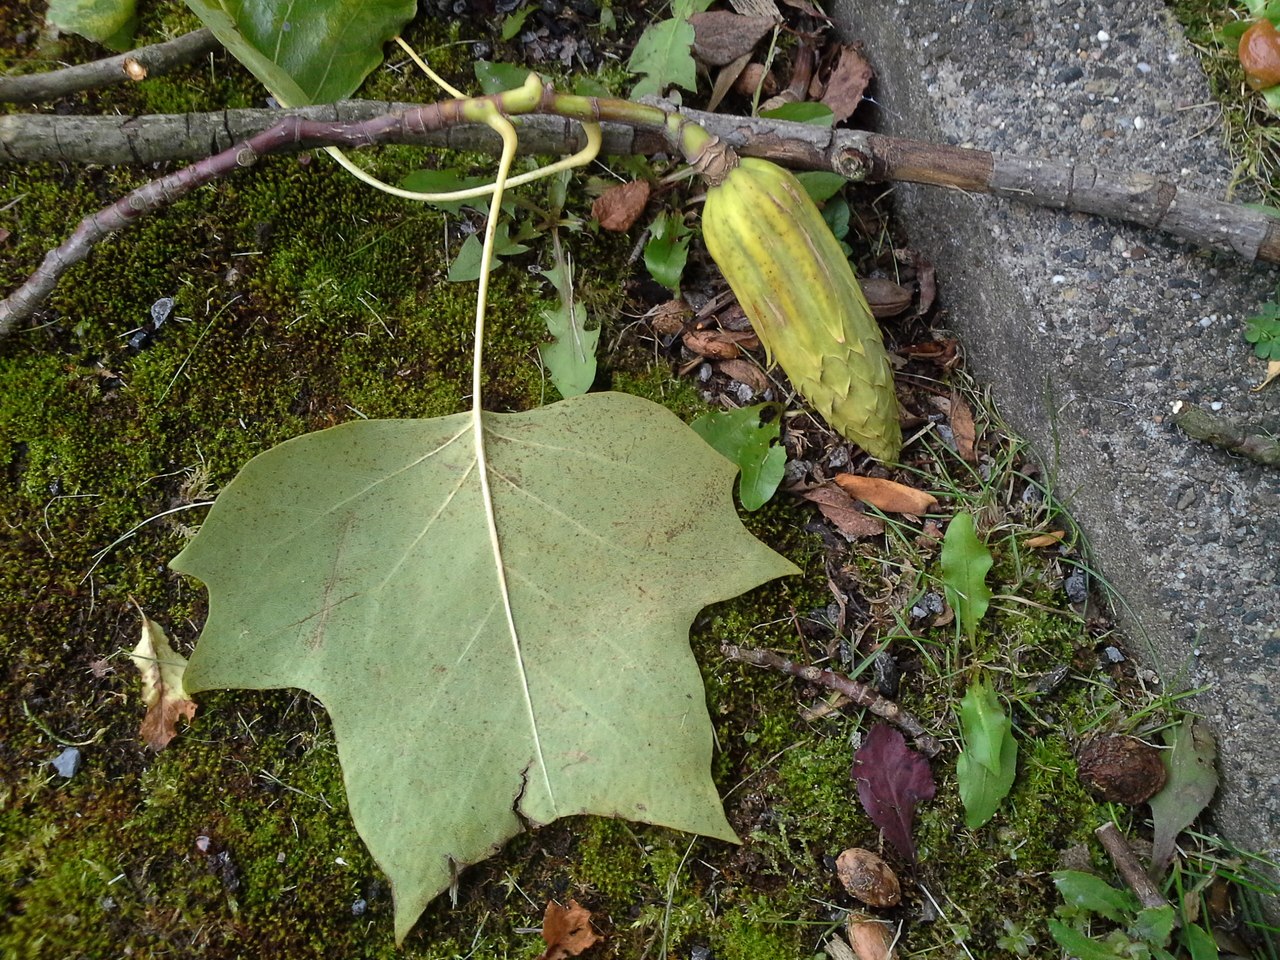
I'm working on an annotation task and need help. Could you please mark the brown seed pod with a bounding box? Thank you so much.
[1076,735,1167,805]
[1239,18,1280,91]
[836,847,901,907]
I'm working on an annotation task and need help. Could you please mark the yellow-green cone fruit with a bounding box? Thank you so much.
[701,154,902,461]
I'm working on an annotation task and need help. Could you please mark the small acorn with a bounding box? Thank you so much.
[836,847,901,908]
[1239,18,1280,90]
[1076,735,1167,805]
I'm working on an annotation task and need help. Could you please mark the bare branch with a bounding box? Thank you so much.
[0,29,219,104]
[4,101,1279,265]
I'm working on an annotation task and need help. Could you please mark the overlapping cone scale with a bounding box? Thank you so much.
[701,156,902,461]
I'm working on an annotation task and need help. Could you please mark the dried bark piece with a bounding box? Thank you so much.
[1076,735,1167,805]
[592,180,650,232]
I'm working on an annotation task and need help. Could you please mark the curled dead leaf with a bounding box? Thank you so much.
[129,602,196,751]
[683,328,759,359]
[1024,530,1066,548]
[833,474,937,516]
[715,358,771,394]
[538,899,600,960]
[793,483,885,539]
[820,44,874,123]
[1255,359,1280,391]
[949,392,978,462]
[591,180,650,233]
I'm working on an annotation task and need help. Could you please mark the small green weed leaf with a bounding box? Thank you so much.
[1264,84,1280,114]
[1149,716,1218,874]
[538,251,598,399]
[173,392,798,942]
[821,195,852,246]
[474,60,533,95]
[1179,922,1219,960]
[956,679,1017,828]
[941,512,993,638]
[644,212,691,292]
[759,102,835,126]
[447,223,532,282]
[1047,920,1128,960]
[628,16,697,99]
[500,7,532,41]
[690,404,785,511]
[399,169,495,214]
[46,0,136,50]
[795,172,847,204]
[1051,870,1140,924]
[1131,906,1176,948]
[1244,296,1280,360]
[185,0,415,106]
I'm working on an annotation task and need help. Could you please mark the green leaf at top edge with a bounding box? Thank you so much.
[46,0,137,51]
[940,512,993,638]
[184,0,416,105]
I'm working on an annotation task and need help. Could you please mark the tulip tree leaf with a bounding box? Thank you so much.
[183,0,416,106]
[171,391,797,942]
[941,512,992,638]
[1149,716,1218,875]
[955,679,1017,828]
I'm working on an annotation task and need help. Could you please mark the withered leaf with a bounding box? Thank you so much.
[707,52,752,113]
[833,474,937,516]
[820,44,874,124]
[793,483,885,539]
[688,11,776,67]
[683,328,758,359]
[949,392,978,462]
[851,723,936,863]
[538,899,601,960]
[129,604,197,751]
[1256,359,1280,391]
[591,180,651,233]
[715,358,771,394]
[649,298,692,338]
[1024,530,1066,548]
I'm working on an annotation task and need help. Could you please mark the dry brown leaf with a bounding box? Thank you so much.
[794,484,885,539]
[833,474,937,515]
[538,899,601,960]
[901,338,958,366]
[129,603,197,751]
[683,329,758,359]
[1024,530,1066,548]
[591,180,650,232]
[689,11,777,66]
[707,52,752,112]
[1255,359,1280,391]
[715,358,771,393]
[727,0,780,17]
[820,45,874,123]
[733,61,778,97]
[949,392,978,462]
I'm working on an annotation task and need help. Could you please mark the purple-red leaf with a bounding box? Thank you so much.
[851,723,936,863]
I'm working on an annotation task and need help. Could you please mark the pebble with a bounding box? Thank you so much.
[352,898,368,917]
[51,747,81,778]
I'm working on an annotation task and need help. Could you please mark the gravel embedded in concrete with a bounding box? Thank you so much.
[834,0,1279,871]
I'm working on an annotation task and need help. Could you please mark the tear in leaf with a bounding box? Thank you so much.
[955,679,1017,829]
[129,604,196,751]
[940,512,992,638]
[850,723,935,863]
[172,392,797,942]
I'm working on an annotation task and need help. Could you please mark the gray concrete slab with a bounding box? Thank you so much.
[832,0,1280,869]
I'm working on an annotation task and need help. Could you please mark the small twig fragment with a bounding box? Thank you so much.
[1094,821,1168,912]
[1173,402,1279,466]
[720,643,940,756]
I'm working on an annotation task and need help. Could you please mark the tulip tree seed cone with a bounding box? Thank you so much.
[700,148,902,461]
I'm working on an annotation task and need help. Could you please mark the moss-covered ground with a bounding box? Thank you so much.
[1,2,1276,958]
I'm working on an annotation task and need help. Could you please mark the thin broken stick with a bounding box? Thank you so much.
[1094,821,1169,912]
[721,643,940,757]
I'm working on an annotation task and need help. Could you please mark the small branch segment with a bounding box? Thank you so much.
[720,643,940,757]
[1173,403,1280,466]
[0,28,219,104]
[1094,822,1169,912]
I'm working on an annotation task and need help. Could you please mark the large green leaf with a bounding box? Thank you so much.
[183,0,416,106]
[955,678,1017,828]
[46,0,137,50]
[172,391,797,941]
[1149,716,1218,874]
